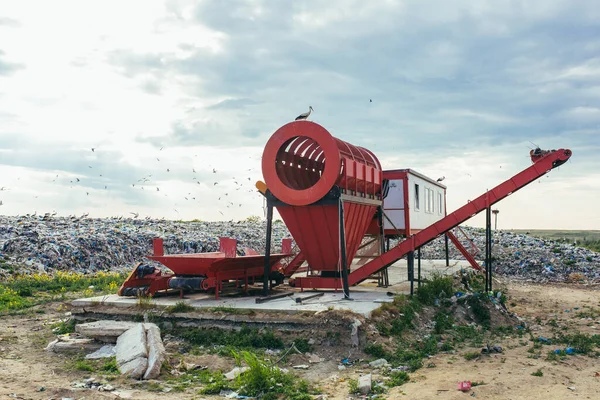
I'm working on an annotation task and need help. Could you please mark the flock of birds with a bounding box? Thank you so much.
[1,105,553,218]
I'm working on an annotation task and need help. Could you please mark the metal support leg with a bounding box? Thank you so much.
[486,206,493,292]
[408,250,415,296]
[485,207,490,292]
[263,201,273,297]
[445,233,450,267]
[339,198,351,299]
[417,247,422,289]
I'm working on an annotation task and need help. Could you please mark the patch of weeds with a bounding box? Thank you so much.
[293,338,312,353]
[471,381,486,387]
[531,369,543,377]
[548,319,559,328]
[433,310,454,334]
[101,357,119,374]
[546,350,566,361]
[463,351,480,361]
[364,343,390,359]
[554,332,600,354]
[232,350,316,399]
[73,359,95,372]
[348,378,359,394]
[325,331,341,345]
[166,301,194,313]
[389,295,421,336]
[464,295,491,327]
[144,381,164,392]
[386,371,410,387]
[136,295,154,309]
[440,341,454,352]
[51,318,76,334]
[171,325,284,350]
[416,272,454,305]
[450,325,484,347]
[493,325,514,336]
[426,362,436,368]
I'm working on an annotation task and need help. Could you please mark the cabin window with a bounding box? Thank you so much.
[414,184,420,210]
[438,192,443,214]
[425,188,434,213]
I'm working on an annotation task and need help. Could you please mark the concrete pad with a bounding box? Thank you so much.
[115,324,147,366]
[76,320,139,343]
[119,357,148,379]
[72,259,475,318]
[143,324,165,380]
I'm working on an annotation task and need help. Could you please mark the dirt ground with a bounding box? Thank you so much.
[1,278,599,400]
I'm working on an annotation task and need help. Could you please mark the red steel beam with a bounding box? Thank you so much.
[348,148,572,285]
[446,230,481,271]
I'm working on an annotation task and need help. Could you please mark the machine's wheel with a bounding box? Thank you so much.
[201,278,214,291]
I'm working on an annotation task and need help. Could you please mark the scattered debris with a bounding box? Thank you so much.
[358,374,372,394]
[85,344,116,359]
[458,381,472,392]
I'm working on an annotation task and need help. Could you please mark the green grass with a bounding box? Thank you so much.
[531,369,544,377]
[166,301,194,313]
[0,271,126,313]
[463,351,480,360]
[51,318,76,334]
[415,272,454,305]
[386,371,410,387]
[170,325,285,350]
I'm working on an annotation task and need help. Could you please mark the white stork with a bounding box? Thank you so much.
[295,106,314,121]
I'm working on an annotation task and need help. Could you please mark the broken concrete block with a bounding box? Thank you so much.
[224,367,249,380]
[143,324,166,380]
[358,373,372,395]
[76,321,140,343]
[293,364,310,369]
[46,338,103,353]
[351,319,362,347]
[115,324,147,366]
[119,357,148,379]
[85,344,116,359]
[368,358,389,368]
[308,353,324,363]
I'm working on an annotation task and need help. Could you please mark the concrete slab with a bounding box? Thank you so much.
[72,259,474,318]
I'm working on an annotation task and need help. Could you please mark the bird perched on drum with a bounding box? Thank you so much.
[295,106,313,121]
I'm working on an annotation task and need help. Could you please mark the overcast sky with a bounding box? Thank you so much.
[0,0,599,229]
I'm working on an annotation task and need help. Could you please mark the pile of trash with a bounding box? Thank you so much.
[1,214,598,283]
[0,215,291,277]
[417,227,600,283]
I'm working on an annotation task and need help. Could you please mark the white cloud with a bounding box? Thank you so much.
[0,0,598,229]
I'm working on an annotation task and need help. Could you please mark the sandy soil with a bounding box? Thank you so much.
[1,279,599,400]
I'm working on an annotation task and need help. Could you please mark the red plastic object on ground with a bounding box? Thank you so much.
[118,238,293,299]
[457,381,472,391]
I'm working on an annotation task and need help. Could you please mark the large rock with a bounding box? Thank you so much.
[143,324,165,380]
[120,357,148,379]
[115,324,148,367]
[76,321,140,343]
[358,374,372,395]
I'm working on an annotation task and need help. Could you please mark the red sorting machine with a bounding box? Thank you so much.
[261,121,384,292]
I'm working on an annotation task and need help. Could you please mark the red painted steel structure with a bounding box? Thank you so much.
[119,237,293,299]
[291,148,571,289]
[262,121,382,206]
[262,121,384,286]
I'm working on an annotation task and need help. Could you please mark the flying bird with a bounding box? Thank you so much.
[436,176,445,182]
[213,168,217,173]
[370,99,372,103]
[91,148,95,152]
[129,212,139,219]
[76,178,80,182]
[295,106,313,121]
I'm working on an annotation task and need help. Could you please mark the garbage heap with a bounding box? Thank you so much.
[1,215,598,283]
[0,215,290,278]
